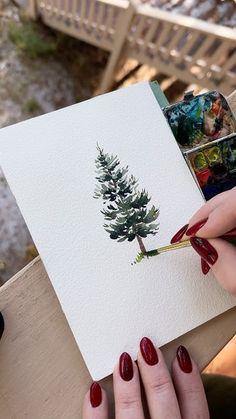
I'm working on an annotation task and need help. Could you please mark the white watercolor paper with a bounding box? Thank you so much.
[0,82,235,380]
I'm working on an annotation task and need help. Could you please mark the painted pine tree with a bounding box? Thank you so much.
[94,145,159,253]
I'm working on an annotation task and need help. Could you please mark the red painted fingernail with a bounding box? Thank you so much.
[177,345,192,373]
[170,224,189,244]
[140,337,158,366]
[90,382,102,408]
[201,258,210,275]
[119,352,133,381]
[186,218,208,236]
[0,313,4,340]
[190,237,218,265]
[223,227,236,237]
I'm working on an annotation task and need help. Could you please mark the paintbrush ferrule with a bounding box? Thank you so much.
[156,239,191,253]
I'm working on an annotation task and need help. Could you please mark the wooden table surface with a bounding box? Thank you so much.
[0,91,235,418]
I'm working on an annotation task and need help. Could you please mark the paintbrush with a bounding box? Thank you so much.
[134,229,236,263]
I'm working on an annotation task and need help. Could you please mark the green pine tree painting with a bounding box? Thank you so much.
[94,144,159,254]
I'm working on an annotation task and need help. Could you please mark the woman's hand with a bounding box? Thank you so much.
[83,338,209,419]
[171,187,236,295]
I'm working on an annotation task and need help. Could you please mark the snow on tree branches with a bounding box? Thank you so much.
[94,144,159,254]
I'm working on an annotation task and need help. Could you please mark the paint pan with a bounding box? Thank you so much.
[163,91,236,151]
[184,134,236,200]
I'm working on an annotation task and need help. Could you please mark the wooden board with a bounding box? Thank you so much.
[0,257,235,418]
[0,90,235,418]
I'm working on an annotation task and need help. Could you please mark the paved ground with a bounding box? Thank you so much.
[0,0,108,281]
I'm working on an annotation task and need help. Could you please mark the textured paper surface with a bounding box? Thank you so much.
[0,82,235,380]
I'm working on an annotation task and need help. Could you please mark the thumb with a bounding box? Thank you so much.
[209,238,236,295]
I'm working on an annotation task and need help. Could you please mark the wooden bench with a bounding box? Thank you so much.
[17,0,236,94]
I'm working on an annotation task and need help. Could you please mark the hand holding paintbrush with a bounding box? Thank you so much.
[143,188,236,295]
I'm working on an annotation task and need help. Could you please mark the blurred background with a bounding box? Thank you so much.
[0,0,235,381]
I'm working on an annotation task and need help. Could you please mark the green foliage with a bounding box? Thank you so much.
[132,252,145,264]
[8,22,57,58]
[94,145,159,246]
[132,248,159,264]
[24,98,41,113]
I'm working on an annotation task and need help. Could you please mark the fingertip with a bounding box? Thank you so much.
[170,224,189,244]
[196,203,236,239]
[113,353,144,417]
[201,258,210,275]
[172,349,209,418]
[176,345,193,374]
[113,352,139,385]
[207,238,236,294]
[90,382,102,408]
[172,349,198,376]
[139,337,159,366]
[184,190,231,240]
[83,383,108,418]
[186,218,208,237]
[137,339,166,368]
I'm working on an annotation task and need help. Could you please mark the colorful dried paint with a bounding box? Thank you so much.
[162,90,236,201]
[163,91,236,150]
[185,134,236,200]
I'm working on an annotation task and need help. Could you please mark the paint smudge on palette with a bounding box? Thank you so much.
[163,91,236,150]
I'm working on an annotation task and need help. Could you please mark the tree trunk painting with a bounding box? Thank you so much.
[136,235,146,254]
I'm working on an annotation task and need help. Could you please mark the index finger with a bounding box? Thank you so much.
[113,353,145,419]
[184,189,236,239]
[208,237,236,295]
[172,347,209,419]
[137,338,181,419]
[187,190,230,230]
[83,383,108,419]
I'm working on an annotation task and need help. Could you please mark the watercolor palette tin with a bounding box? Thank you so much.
[162,91,236,201]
